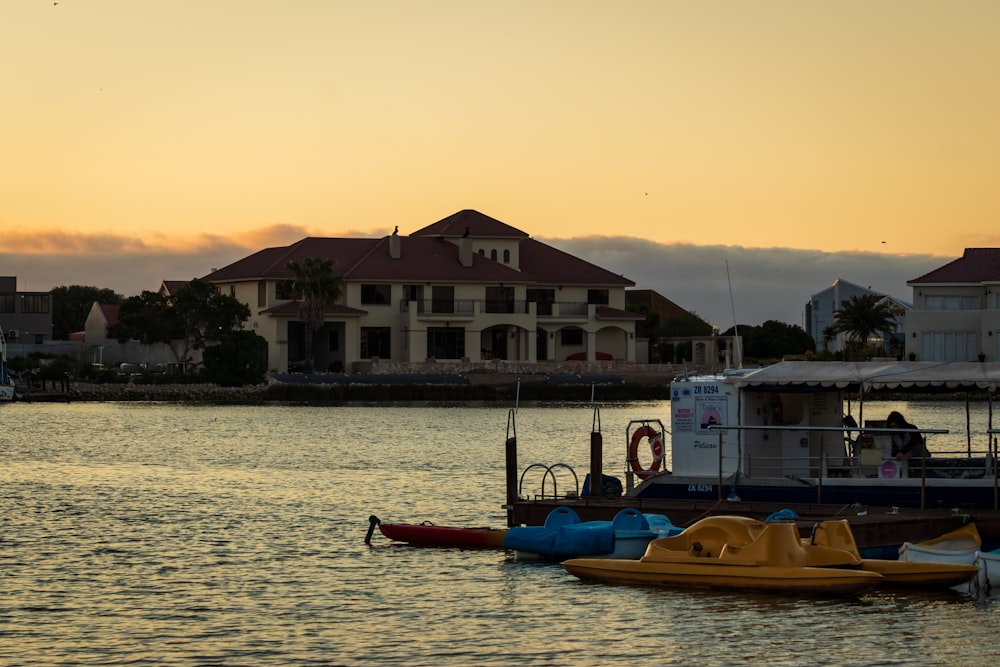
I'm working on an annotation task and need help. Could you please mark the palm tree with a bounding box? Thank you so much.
[831,294,897,359]
[284,257,343,372]
[821,325,837,352]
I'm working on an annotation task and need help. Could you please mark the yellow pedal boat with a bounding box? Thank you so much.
[809,520,980,590]
[562,515,882,597]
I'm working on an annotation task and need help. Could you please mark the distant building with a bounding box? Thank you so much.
[805,278,909,353]
[906,248,1000,361]
[203,210,644,373]
[624,289,735,365]
[0,276,53,345]
[83,279,201,368]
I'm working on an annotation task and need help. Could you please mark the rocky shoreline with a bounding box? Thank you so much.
[15,371,990,405]
[27,372,674,404]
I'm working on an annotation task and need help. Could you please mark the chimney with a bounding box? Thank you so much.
[459,227,472,267]
[389,226,400,259]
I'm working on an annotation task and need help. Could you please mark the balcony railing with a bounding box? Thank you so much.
[397,299,590,318]
[399,299,532,315]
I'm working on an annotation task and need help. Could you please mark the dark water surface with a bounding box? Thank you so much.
[2,401,999,666]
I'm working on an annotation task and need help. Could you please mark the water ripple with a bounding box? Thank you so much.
[3,402,1000,666]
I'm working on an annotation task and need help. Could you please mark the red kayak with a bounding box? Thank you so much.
[367,515,507,549]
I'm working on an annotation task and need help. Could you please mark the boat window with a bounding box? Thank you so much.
[769,393,804,426]
[778,394,804,425]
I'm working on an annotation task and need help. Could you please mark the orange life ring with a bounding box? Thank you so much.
[628,425,664,479]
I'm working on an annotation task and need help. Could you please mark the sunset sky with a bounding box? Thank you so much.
[3,1,998,327]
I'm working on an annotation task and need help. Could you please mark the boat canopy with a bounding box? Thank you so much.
[730,361,1000,392]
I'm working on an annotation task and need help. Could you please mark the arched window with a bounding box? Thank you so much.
[503,249,510,263]
[490,249,498,261]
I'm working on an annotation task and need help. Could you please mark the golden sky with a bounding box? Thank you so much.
[3,1,999,266]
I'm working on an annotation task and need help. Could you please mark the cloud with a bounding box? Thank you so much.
[2,229,947,328]
[540,236,943,328]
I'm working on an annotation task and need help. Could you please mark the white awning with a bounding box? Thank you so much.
[731,361,1000,391]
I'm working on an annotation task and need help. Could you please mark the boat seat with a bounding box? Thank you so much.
[543,506,582,529]
[611,508,650,532]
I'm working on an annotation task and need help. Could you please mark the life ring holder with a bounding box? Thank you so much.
[627,422,666,480]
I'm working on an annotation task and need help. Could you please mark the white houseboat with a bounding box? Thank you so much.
[629,361,1000,510]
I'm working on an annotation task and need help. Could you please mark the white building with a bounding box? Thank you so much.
[906,248,1000,362]
[805,278,908,353]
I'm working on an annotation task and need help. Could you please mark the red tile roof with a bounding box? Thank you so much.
[99,304,120,326]
[909,248,1000,284]
[202,210,635,288]
[159,280,188,296]
[347,237,531,283]
[412,209,529,238]
[518,238,634,287]
[204,239,380,281]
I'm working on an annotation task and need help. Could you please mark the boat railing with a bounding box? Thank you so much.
[709,424,1000,509]
[517,462,580,501]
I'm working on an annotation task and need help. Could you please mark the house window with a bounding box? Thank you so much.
[0,295,13,313]
[230,285,236,298]
[360,327,391,359]
[561,328,584,346]
[527,288,555,316]
[503,249,510,264]
[427,327,464,359]
[403,284,423,302]
[20,295,49,314]
[921,331,977,361]
[485,286,514,313]
[361,284,391,305]
[258,281,267,307]
[490,249,498,261]
[478,249,485,256]
[276,281,293,300]
[431,286,454,314]
[924,295,981,310]
[587,289,609,305]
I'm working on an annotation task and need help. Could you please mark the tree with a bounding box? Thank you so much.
[822,325,837,352]
[51,285,122,340]
[721,321,814,360]
[171,279,252,364]
[283,257,344,372]
[202,330,267,386]
[831,294,896,359]
[108,290,178,346]
[108,279,251,366]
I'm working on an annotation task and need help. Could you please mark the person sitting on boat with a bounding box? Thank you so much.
[886,411,929,462]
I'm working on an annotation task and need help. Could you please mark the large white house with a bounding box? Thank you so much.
[906,248,1000,362]
[203,210,643,373]
[805,278,909,353]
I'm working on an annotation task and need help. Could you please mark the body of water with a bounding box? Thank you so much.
[2,399,999,666]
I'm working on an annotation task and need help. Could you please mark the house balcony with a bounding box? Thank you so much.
[535,301,589,324]
[397,299,594,325]
[400,299,535,323]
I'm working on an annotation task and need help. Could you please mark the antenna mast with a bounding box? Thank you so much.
[726,259,743,368]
